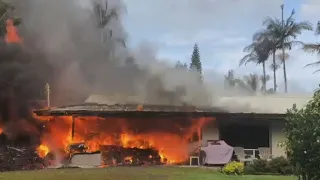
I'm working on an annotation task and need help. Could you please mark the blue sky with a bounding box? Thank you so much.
[121,0,320,93]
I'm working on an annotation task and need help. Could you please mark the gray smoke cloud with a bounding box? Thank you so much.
[13,0,213,107]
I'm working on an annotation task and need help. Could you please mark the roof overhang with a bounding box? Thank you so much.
[33,103,286,120]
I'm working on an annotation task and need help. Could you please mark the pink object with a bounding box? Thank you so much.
[200,140,233,165]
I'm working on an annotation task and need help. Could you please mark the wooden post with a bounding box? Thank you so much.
[71,116,75,141]
[45,83,50,109]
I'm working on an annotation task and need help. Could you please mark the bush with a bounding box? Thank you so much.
[243,165,256,175]
[285,89,320,180]
[251,159,269,172]
[243,158,293,175]
[268,156,293,175]
[222,161,244,175]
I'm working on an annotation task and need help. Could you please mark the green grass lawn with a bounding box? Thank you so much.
[0,167,296,180]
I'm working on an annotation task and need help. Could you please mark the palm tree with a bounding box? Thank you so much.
[93,0,126,60]
[236,73,272,94]
[303,21,320,72]
[240,39,271,92]
[224,70,236,88]
[253,9,313,92]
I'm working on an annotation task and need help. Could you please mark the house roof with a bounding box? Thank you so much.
[33,94,310,118]
[216,94,312,114]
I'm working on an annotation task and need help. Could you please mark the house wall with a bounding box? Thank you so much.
[201,118,286,157]
[201,120,219,145]
[270,121,286,157]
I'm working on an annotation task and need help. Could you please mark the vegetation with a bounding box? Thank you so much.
[222,161,244,175]
[252,9,312,93]
[237,5,313,93]
[175,43,203,81]
[0,167,296,180]
[190,43,203,81]
[285,89,320,180]
[240,38,270,92]
[0,0,21,36]
[303,22,320,72]
[224,70,274,94]
[244,158,293,175]
[175,61,188,70]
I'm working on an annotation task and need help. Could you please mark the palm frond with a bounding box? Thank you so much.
[243,43,256,52]
[239,53,256,66]
[305,61,320,68]
[304,62,320,74]
[302,43,320,55]
[312,69,320,74]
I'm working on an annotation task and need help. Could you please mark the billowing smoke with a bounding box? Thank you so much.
[13,0,212,107]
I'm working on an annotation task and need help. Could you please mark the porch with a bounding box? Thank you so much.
[200,113,286,162]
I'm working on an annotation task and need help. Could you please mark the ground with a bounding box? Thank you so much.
[0,167,296,180]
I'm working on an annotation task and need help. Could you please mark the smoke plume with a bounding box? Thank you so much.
[12,0,212,107]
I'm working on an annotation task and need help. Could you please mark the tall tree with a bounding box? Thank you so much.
[254,9,312,92]
[224,70,236,88]
[93,0,126,53]
[240,39,271,92]
[189,43,202,80]
[0,0,20,36]
[303,21,320,72]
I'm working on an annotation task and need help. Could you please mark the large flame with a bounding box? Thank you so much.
[5,19,22,44]
[35,114,212,164]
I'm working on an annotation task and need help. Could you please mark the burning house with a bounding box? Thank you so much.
[33,95,222,167]
[32,94,310,168]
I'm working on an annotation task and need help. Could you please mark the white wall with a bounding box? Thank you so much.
[270,121,286,157]
[201,119,286,157]
[201,120,219,145]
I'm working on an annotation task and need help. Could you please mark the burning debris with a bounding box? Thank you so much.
[32,106,213,166]
[100,145,162,166]
[0,133,44,171]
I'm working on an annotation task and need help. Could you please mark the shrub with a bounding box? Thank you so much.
[222,161,244,175]
[251,159,269,172]
[268,156,293,175]
[243,165,256,175]
[285,89,320,180]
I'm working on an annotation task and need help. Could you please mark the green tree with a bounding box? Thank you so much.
[175,61,188,70]
[303,21,320,73]
[189,43,202,80]
[224,70,236,88]
[285,89,320,180]
[240,39,270,92]
[254,9,312,92]
[236,73,271,94]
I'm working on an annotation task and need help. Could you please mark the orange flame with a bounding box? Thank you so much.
[35,115,213,164]
[137,105,143,111]
[37,144,50,158]
[5,19,22,44]
[0,127,2,134]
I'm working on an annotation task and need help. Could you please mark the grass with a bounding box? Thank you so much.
[0,167,297,180]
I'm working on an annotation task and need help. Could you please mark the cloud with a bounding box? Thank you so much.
[122,0,320,92]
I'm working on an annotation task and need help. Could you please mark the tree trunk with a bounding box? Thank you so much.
[272,50,277,92]
[282,45,288,93]
[262,61,266,92]
[283,56,288,93]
